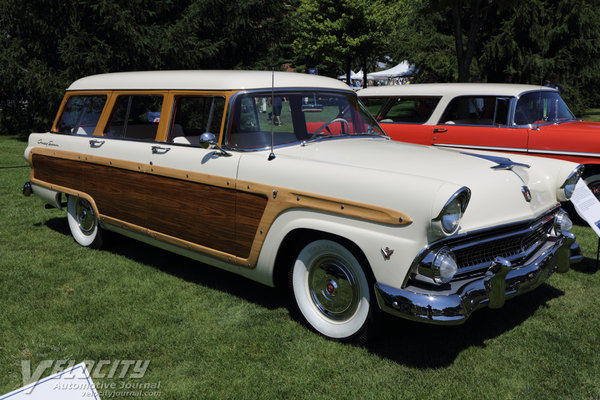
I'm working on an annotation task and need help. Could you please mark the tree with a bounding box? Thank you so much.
[480,0,600,113]
[292,0,392,87]
[390,1,457,82]
[0,0,291,137]
[391,0,600,114]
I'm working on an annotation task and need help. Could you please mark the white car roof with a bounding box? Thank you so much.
[357,83,557,97]
[67,70,352,92]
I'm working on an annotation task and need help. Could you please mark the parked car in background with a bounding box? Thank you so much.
[23,71,582,342]
[359,83,600,198]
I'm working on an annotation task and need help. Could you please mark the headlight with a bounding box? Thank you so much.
[553,209,573,233]
[433,187,471,235]
[418,247,458,284]
[561,165,584,200]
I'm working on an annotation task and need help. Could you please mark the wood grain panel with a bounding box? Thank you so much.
[145,173,239,255]
[32,154,84,191]
[31,154,267,258]
[235,192,269,258]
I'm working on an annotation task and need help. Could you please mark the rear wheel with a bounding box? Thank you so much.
[67,195,104,249]
[290,239,373,342]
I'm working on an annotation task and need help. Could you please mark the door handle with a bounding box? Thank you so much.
[433,128,447,133]
[89,139,105,147]
[151,145,171,154]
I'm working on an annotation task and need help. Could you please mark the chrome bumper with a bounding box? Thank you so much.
[375,231,575,325]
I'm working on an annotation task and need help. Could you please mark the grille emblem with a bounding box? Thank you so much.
[521,186,532,202]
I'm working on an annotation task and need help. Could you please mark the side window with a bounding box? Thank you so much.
[105,95,163,140]
[359,97,388,118]
[381,97,440,123]
[55,95,107,135]
[228,94,297,149]
[441,96,507,126]
[169,96,225,145]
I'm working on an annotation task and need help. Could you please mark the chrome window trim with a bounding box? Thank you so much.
[511,89,576,128]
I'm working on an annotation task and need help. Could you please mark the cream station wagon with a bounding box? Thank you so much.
[23,71,582,342]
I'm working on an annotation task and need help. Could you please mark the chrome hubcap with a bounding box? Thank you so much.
[308,255,359,321]
[75,199,96,235]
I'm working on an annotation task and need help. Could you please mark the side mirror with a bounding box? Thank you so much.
[199,132,216,149]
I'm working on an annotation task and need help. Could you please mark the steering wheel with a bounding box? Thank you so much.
[310,118,350,140]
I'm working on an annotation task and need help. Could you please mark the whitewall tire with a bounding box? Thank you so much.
[291,239,373,341]
[67,196,103,249]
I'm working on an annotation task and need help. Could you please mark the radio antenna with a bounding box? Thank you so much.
[268,70,276,161]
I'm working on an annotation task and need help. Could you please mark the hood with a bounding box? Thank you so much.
[238,137,577,234]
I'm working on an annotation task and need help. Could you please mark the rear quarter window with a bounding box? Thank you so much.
[55,95,107,135]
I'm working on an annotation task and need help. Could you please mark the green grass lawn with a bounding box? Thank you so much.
[1,135,599,399]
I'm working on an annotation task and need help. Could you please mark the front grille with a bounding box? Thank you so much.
[406,208,561,288]
[454,217,553,270]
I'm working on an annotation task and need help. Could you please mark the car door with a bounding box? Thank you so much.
[431,95,529,153]
[89,92,244,260]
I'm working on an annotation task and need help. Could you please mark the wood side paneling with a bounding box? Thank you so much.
[145,173,240,255]
[33,155,84,191]
[235,192,269,258]
[31,154,266,258]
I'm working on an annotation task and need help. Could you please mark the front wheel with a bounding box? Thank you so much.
[67,195,104,249]
[584,173,600,200]
[290,239,373,342]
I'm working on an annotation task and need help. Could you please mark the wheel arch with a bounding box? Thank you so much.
[252,208,418,290]
[581,163,600,179]
[272,228,375,292]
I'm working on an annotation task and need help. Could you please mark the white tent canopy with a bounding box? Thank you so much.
[337,69,365,81]
[367,61,414,80]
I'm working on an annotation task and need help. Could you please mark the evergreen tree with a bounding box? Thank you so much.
[0,0,289,136]
[480,0,600,113]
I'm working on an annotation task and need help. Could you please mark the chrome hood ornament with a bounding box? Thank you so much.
[461,152,533,202]
[460,152,530,170]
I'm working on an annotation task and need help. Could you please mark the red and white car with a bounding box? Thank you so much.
[359,83,600,196]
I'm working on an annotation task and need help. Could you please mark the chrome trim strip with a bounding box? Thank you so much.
[433,143,528,153]
[430,143,600,159]
[528,148,600,158]
[376,230,575,325]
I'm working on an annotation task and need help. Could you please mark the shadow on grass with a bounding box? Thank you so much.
[571,256,600,274]
[44,217,286,311]
[44,216,569,368]
[366,283,564,368]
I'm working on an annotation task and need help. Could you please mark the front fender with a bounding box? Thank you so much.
[252,209,424,289]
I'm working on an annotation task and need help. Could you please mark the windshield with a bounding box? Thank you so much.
[514,91,575,125]
[226,91,385,149]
